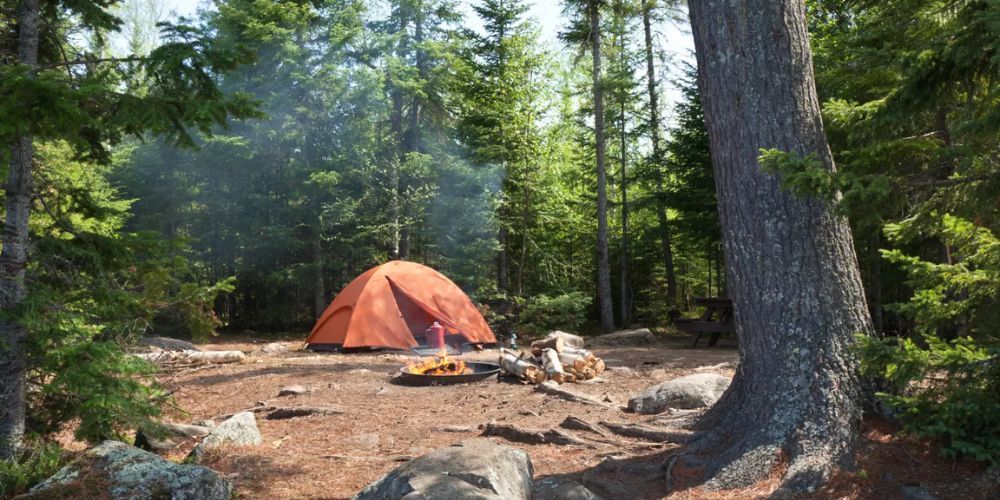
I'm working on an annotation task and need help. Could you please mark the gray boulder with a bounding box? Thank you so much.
[355,439,533,500]
[189,411,262,461]
[628,373,731,413]
[141,336,198,352]
[589,328,654,346]
[20,441,231,500]
[533,477,604,500]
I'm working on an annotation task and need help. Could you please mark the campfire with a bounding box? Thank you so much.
[407,349,468,376]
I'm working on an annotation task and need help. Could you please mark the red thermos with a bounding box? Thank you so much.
[428,321,445,349]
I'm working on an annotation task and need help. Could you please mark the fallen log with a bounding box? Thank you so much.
[535,380,611,408]
[499,348,545,383]
[530,336,565,356]
[265,406,345,420]
[599,421,693,443]
[541,349,572,383]
[159,422,212,438]
[561,345,596,361]
[558,351,590,372]
[482,422,589,446]
[135,349,245,364]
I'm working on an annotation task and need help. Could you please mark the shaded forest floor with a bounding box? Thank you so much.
[143,333,990,499]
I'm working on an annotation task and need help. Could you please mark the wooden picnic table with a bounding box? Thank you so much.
[674,296,735,347]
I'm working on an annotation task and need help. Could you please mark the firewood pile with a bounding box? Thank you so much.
[499,334,605,384]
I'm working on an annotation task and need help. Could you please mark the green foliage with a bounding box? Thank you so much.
[514,292,592,339]
[17,142,234,443]
[858,334,1000,463]
[882,214,1000,337]
[0,440,64,497]
[758,148,837,200]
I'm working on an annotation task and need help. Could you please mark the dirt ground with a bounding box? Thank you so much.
[152,334,992,499]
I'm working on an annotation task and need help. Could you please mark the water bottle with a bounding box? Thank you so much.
[509,333,518,350]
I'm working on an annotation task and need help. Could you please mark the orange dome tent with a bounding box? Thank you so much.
[306,261,496,351]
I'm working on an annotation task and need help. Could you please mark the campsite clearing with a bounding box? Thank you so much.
[146,334,990,499]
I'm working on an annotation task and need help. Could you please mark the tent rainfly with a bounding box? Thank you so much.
[306,261,497,351]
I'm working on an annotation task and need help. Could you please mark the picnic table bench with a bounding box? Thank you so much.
[674,297,734,347]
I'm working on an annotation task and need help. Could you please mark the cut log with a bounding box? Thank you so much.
[135,349,245,364]
[558,351,589,372]
[545,330,585,348]
[499,348,546,383]
[530,336,565,356]
[592,358,606,374]
[599,421,693,443]
[541,348,570,383]
[535,381,611,408]
[482,422,589,446]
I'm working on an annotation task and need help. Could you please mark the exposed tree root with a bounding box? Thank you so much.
[534,380,612,408]
[559,416,611,437]
[482,422,590,446]
[664,374,859,495]
[599,421,693,443]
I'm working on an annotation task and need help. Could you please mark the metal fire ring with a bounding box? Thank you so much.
[397,361,501,386]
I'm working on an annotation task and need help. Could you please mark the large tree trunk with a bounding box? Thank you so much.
[0,0,40,460]
[590,0,614,332]
[619,82,631,328]
[683,0,872,493]
[642,4,678,307]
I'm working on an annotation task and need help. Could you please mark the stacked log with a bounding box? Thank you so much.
[497,336,604,385]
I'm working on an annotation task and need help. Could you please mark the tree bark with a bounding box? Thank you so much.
[618,29,631,328]
[0,0,40,460]
[642,4,678,307]
[683,0,872,493]
[590,0,615,332]
[313,225,325,319]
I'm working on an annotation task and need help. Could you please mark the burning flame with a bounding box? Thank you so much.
[408,349,468,376]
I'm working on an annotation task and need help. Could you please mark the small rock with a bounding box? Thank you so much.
[901,484,939,500]
[692,362,737,373]
[134,430,178,453]
[589,328,654,346]
[278,385,308,397]
[188,412,262,461]
[348,368,372,374]
[161,422,212,438]
[533,477,604,500]
[348,433,381,450]
[375,386,390,396]
[261,342,288,354]
[520,410,541,417]
[606,366,634,374]
[355,439,533,500]
[23,441,231,499]
[628,373,731,414]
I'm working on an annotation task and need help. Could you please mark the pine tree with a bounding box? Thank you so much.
[458,0,545,295]
[684,0,873,491]
[0,0,256,457]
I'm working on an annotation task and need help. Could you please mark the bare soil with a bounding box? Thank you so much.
[150,334,991,499]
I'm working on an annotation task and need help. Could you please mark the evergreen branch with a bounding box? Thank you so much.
[36,56,146,71]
